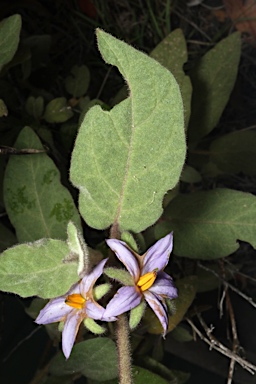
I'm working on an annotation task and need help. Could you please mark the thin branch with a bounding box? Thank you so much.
[198,262,256,309]
[186,316,256,375]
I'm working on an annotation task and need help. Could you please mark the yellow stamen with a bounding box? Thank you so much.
[65,293,86,309]
[137,271,157,292]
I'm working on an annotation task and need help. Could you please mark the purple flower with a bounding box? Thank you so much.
[104,233,178,335]
[36,259,115,358]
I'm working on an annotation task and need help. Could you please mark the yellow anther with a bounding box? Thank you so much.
[65,293,86,309]
[137,271,157,292]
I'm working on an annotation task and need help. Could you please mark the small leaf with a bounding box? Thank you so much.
[144,276,197,334]
[132,366,168,384]
[170,325,193,342]
[156,189,256,259]
[44,97,73,123]
[67,221,89,276]
[180,165,202,183]
[0,14,22,71]
[210,130,256,175]
[65,65,90,98]
[70,29,186,232]
[25,96,44,119]
[150,28,192,128]
[4,126,81,242]
[50,338,118,381]
[188,32,241,143]
[0,239,78,298]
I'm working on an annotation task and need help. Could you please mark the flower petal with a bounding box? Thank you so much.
[142,232,173,274]
[80,258,108,295]
[149,271,178,299]
[35,297,71,324]
[85,300,116,322]
[62,310,83,359]
[144,291,169,336]
[104,286,141,317]
[106,239,140,281]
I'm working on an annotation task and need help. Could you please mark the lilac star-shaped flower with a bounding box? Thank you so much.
[104,232,178,335]
[36,258,115,358]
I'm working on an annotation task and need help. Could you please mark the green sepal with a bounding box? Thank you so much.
[84,318,105,334]
[129,300,146,330]
[58,321,64,332]
[121,231,139,252]
[93,283,112,300]
[66,221,89,277]
[166,298,176,316]
[104,267,133,286]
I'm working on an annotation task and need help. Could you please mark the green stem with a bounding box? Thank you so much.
[116,314,133,384]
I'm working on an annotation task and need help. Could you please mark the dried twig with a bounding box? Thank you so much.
[198,262,256,309]
[186,315,256,375]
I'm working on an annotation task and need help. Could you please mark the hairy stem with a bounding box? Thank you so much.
[116,313,133,384]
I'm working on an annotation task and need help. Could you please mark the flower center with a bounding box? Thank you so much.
[65,293,86,309]
[137,271,157,291]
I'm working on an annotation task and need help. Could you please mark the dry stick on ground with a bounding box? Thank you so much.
[186,314,256,375]
[198,262,256,309]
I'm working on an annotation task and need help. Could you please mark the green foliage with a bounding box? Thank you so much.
[188,32,241,143]
[50,338,118,381]
[4,126,81,242]
[209,130,256,175]
[65,65,90,98]
[150,28,192,128]
[0,239,78,298]
[156,189,256,259]
[70,29,186,232]
[25,96,44,120]
[0,14,21,72]
[43,97,74,123]
[132,366,168,384]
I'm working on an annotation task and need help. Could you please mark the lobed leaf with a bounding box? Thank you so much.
[70,29,186,233]
[0,14,22,72]
[4,126,81,242]
[188,32,241,143]
[0,239,78,298]
[156,189,256,259]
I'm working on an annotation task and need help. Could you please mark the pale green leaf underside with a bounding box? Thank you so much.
[156,189,256,259]
[4,126,81,242]
[0,239,78,298]
[188,32,241,143]
[70,29,186,232]
[0,14,21,72]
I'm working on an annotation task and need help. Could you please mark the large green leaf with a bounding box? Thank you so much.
[188,32,241,143]
[0,14,21,72]
[0,239,78,298]
[155,189,256,259]
[4,126,81,242]
[151,29,192,128]
[70,29,186,233]
[50,338,118,381]
[209,130,256,175]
